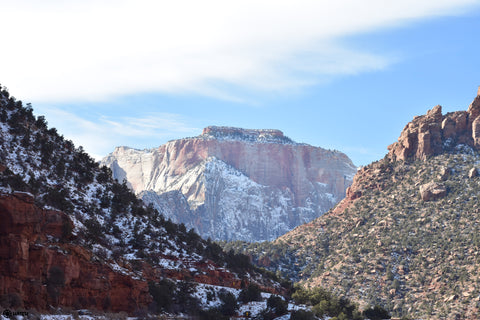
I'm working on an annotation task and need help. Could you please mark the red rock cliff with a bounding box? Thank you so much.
[0,191,152,313]
[387,89,480,161]
[102,127,357,241]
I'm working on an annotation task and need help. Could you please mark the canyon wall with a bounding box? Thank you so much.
[102,126,357,241]
[0,191,151,313]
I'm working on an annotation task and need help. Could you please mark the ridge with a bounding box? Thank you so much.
[199,125,296,144]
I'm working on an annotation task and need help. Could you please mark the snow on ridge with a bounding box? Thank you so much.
[202,157,328,241]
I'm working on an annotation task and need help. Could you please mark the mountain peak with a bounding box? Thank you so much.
[200,125,295,144]
[102,126,356,242]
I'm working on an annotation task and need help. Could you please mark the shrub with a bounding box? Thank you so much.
[174,281,200,314]
[218,290,238,316]
[257,308,276,320]
[239,284,262,303]
[290,309,315,320]
[267,295,288,315]
[0,293,22,308]
[148,280,176,312]
[293,286,362,320]
[47,266,65,305]
[363,305,391,320]
[198,308,229,320]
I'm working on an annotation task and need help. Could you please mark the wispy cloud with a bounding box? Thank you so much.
[1,0,479,102]
[41,107,198,159]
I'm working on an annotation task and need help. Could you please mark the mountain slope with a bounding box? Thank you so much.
[0,85,285,315]
[101,126,356,241]
[230,90,480,319]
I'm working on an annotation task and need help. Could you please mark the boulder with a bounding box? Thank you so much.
[419,182,447,201]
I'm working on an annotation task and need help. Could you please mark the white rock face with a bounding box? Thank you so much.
[101,127,357,241]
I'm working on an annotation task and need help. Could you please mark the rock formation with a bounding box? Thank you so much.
[419,181,446,201]
[102,126,357,242]
[387,88,480,161]
[334,89,480,213]
[0,191,151,313]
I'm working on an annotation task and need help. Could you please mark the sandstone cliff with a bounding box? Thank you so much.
[0,191,151,313]
[102,126,356,241]
[387,88,480,161]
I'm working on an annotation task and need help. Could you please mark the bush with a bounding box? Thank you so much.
[292,286,362,320]
[218,290,238,316]
[363,305,391,320]
[267,295,288,315]
[239,284,262,303]
[0,293,22,308]
[174,281,200,314]
[198,308,229,320]
[148,280,176,312]
[47,266,65,305]
[290,309,315,320]
[257,308,276,320]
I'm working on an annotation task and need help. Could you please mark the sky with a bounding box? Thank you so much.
[2,0,480,166]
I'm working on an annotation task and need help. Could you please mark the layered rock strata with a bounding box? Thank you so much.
[0,191,151,313]
[102,126,356,241]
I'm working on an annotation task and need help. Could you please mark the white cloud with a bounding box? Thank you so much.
[0,0,478,102]
[39,107,198,159]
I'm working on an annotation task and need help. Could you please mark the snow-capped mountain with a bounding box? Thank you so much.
[101,126,357,241]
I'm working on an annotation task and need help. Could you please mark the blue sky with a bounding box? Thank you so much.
[2,1,480,166]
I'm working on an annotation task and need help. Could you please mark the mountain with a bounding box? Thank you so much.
[0,85,287,317]
[227,89,480,319]
[101,126,356,242]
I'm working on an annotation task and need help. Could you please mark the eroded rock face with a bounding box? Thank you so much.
[102,126,357,241]
[388,89,480,161]
[0,192,152,313]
